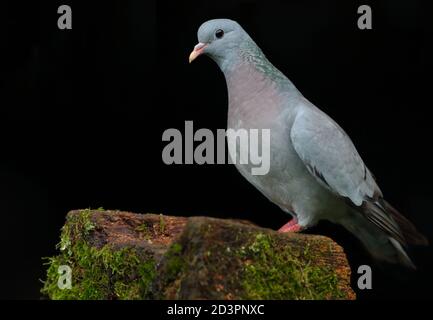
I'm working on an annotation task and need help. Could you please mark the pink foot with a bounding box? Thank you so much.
[278,218,303,233]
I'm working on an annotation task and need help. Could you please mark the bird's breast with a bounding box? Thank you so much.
[226,64,285,129]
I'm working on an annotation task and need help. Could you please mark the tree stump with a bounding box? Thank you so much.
[41,209,355,300]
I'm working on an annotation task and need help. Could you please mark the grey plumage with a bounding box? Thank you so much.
[189,19,428,268]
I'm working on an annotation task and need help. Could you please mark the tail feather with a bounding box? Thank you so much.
[378,199,428,246]
[342,199,428,269]
[341,213,417,269]
[388,237,416,269]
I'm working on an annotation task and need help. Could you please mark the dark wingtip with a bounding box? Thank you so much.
[381,199,429,246]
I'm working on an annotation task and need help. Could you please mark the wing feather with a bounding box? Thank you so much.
[290,103,427,246]
[290,105,380,206]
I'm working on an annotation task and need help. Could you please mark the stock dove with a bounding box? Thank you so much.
[189,19,427,268]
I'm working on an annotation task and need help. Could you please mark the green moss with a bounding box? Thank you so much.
[42,241,156,299]
[151,243,186,299]
[163,243,185,281]
[239,233,344,300]
[57,209,95,256]
[135,224,152,240]
[41,209,157,300]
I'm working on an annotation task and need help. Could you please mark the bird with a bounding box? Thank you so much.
[188,19,428,268]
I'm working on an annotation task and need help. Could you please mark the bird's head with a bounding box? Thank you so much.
[189,19,249,70]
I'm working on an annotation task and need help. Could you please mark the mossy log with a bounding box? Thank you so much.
[42,209,355,300]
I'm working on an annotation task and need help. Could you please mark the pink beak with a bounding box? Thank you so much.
[189,43,207,63]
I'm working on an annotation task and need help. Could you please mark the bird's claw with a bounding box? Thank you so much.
[278,218,303,233]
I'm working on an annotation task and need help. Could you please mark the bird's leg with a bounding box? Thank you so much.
[278,217,303,233]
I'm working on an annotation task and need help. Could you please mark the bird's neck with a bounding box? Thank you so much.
[221,40,298,94]
[219,44,299,121]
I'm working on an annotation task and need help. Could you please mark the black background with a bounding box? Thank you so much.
[1,0,432,300]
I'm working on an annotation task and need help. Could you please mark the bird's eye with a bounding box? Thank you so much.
[215,29,224,39]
